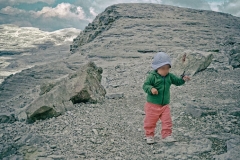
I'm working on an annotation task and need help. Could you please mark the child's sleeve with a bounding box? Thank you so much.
[142,74,154,94]
[170,73,185,86]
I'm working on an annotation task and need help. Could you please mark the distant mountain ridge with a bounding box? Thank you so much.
[0,24,81,55]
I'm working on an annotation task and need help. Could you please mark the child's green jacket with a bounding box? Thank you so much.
[142,70,185,105]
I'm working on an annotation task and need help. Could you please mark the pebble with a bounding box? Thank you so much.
[47,155,65,159]
[27,148,35,153]
[14,136,21,142]
[224,127,231,132]
[50,145,57,149]
[92,129,98,135]
[106,92,124,99]
[90,138,96,143]
[153,149,163,154]
[110,148,116,152]
[76,151,85,155]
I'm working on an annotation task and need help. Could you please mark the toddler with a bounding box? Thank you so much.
[142,52,190,144]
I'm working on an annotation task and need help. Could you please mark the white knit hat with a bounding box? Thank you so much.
[152,52,171,70]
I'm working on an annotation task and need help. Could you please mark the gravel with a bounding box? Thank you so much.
[1,56,240,159]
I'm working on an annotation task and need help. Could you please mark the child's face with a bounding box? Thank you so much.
[157,64,170,77]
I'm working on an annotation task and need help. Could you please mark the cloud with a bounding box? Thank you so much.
[0,3,89,31]
[34,3,85,20]
[89,7,98,17]
[208,2,222,12]
[0,3,86,20]
[219,0,240,17]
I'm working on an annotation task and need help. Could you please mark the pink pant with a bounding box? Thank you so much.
[143,102,172,139]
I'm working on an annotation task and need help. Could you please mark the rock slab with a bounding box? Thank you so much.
[171,50,214,77]
[16,61,106,122]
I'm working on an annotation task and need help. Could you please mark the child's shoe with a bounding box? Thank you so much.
[146,136,155,144]
[162,136,177,142]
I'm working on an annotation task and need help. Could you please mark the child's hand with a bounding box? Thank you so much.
[183,76,190,81]
[151,88,158,95]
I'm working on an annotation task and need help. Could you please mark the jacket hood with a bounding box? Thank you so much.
[151,52,171,70]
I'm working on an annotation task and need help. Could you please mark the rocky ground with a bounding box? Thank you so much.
[0,3,240,160]
[1,55,240,159]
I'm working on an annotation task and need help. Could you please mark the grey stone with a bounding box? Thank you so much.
[185,105,217,118]
[92,129,98,135]
[171,50,214,77]
[229,110,240,117]
[106,92,124,99]
[0,112,16,123]
[37,158,53,160]
[3,155,24,160]
[17,61,106,122]
[14,136,21,142]
[187,138,212,154]
[50,145,57,149]
[229,46,240,68]
[213,138,240,160]
[8,155,24,160]
[47,155,65,160]
[18,133,32,145]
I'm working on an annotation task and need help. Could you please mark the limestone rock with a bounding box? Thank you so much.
[187,138,212,154]
[229,46,240,68]
[70,5,120,53]
[106,92,124,99]
[47,155,65,160]
[213,138,240,160]
[22,61,106,122]
[229,110,240,117]
[171,50,214,77]
[0,112,15,123]
[185,105,217,118]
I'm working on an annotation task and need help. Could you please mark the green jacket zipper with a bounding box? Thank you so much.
[162,77,165,104]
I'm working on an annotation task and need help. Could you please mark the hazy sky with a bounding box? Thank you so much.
[0,0,239,31]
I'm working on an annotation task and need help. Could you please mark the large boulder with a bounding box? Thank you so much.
[171,50,214,77]
[16,61,106,122]
[229,46,240,68]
